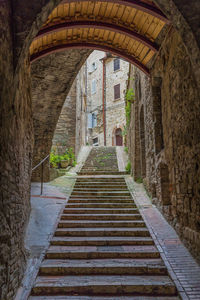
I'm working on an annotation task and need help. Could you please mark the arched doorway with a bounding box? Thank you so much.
[115,128,123,146]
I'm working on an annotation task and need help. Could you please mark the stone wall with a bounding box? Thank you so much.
[52,81,76,155]
[128,28,200,259]
[0,3,33,299]
[31,50,90,182]
[105,57,129,146]
[79,51,128,147]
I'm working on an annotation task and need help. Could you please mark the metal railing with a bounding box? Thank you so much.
[32,154,50,195]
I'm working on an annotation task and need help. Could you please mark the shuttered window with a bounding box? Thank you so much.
[114,84,120,100]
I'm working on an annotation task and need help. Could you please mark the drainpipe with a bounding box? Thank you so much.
[102,56,106,146]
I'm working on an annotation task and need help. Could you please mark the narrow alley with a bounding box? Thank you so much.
[19,147,199,299]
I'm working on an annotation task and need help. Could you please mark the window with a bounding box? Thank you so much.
[91,79,96,94]
[90,62,97,73]
[88,113,93,129]
[88,112,97,128]
[92,112,97,128]
[114,58,120,71]
[114,84,120,100]
[93,137,98,146]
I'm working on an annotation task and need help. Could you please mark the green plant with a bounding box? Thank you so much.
[50,148,76,168]
[135,177,143,184]
[125,101,131,127]
[125,87,135,127]
[125,161,131,173]
[124,146,128,154]
[125,88,135,102]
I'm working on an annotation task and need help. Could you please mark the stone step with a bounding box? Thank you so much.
[73,187,128,190]
[50,236,154,246]
[46,247,160,259]
[68,199,134,203]
[71,191,131,196]
[55,227,150,237]
[76,177,125,180]
[31,275,177,296]
[78,171,127,175]
[30,296,180,300]
[58,220,145,228]
[60,214,142,220]
[63,208,138,214]
[39,258,167,276]
[76,178,126,182]
[74,184,127,187]
[65,203,136,209]
[69,196,133,200]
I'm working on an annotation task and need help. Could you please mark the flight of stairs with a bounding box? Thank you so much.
[78,147,127,175]
[29,148,179,299]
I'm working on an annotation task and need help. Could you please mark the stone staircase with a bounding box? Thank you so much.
[29,148,179,299]
[78,146,127,175]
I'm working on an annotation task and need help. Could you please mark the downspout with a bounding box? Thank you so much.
[102,57,106,146]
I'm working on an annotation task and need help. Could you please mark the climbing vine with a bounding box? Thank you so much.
[125,87,135,127]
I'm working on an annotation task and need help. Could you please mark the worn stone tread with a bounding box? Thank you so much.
[39,258,167,275]
[50,236,154,246]
[60,214,142,220]
[58,220,145,228]
[46,249,160,259]
[32,275,177,296]
[66,203,136,208]
[73,187,128,190]
[55,227,150,237]
[68,199,134,203]
[63,208,138,214]
[29,296,180,300]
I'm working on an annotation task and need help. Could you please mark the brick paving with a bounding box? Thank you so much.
[126,177,200,300]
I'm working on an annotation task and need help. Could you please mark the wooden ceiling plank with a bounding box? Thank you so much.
[60,0,169,23]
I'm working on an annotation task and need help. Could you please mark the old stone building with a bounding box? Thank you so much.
[52,50,128,154]
[0,0,200,299]
[78,50,129,147]
[86,51,128,146]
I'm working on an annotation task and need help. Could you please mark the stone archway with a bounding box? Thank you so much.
[0,0,200,298]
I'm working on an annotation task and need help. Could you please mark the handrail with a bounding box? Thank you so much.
[32,154,50,171]
[32,154,50,195]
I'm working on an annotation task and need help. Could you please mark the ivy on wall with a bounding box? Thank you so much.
[125,87,135,126]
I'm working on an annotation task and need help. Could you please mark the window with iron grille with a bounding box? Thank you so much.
[114,84,120,100]
[113,58,120,71]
